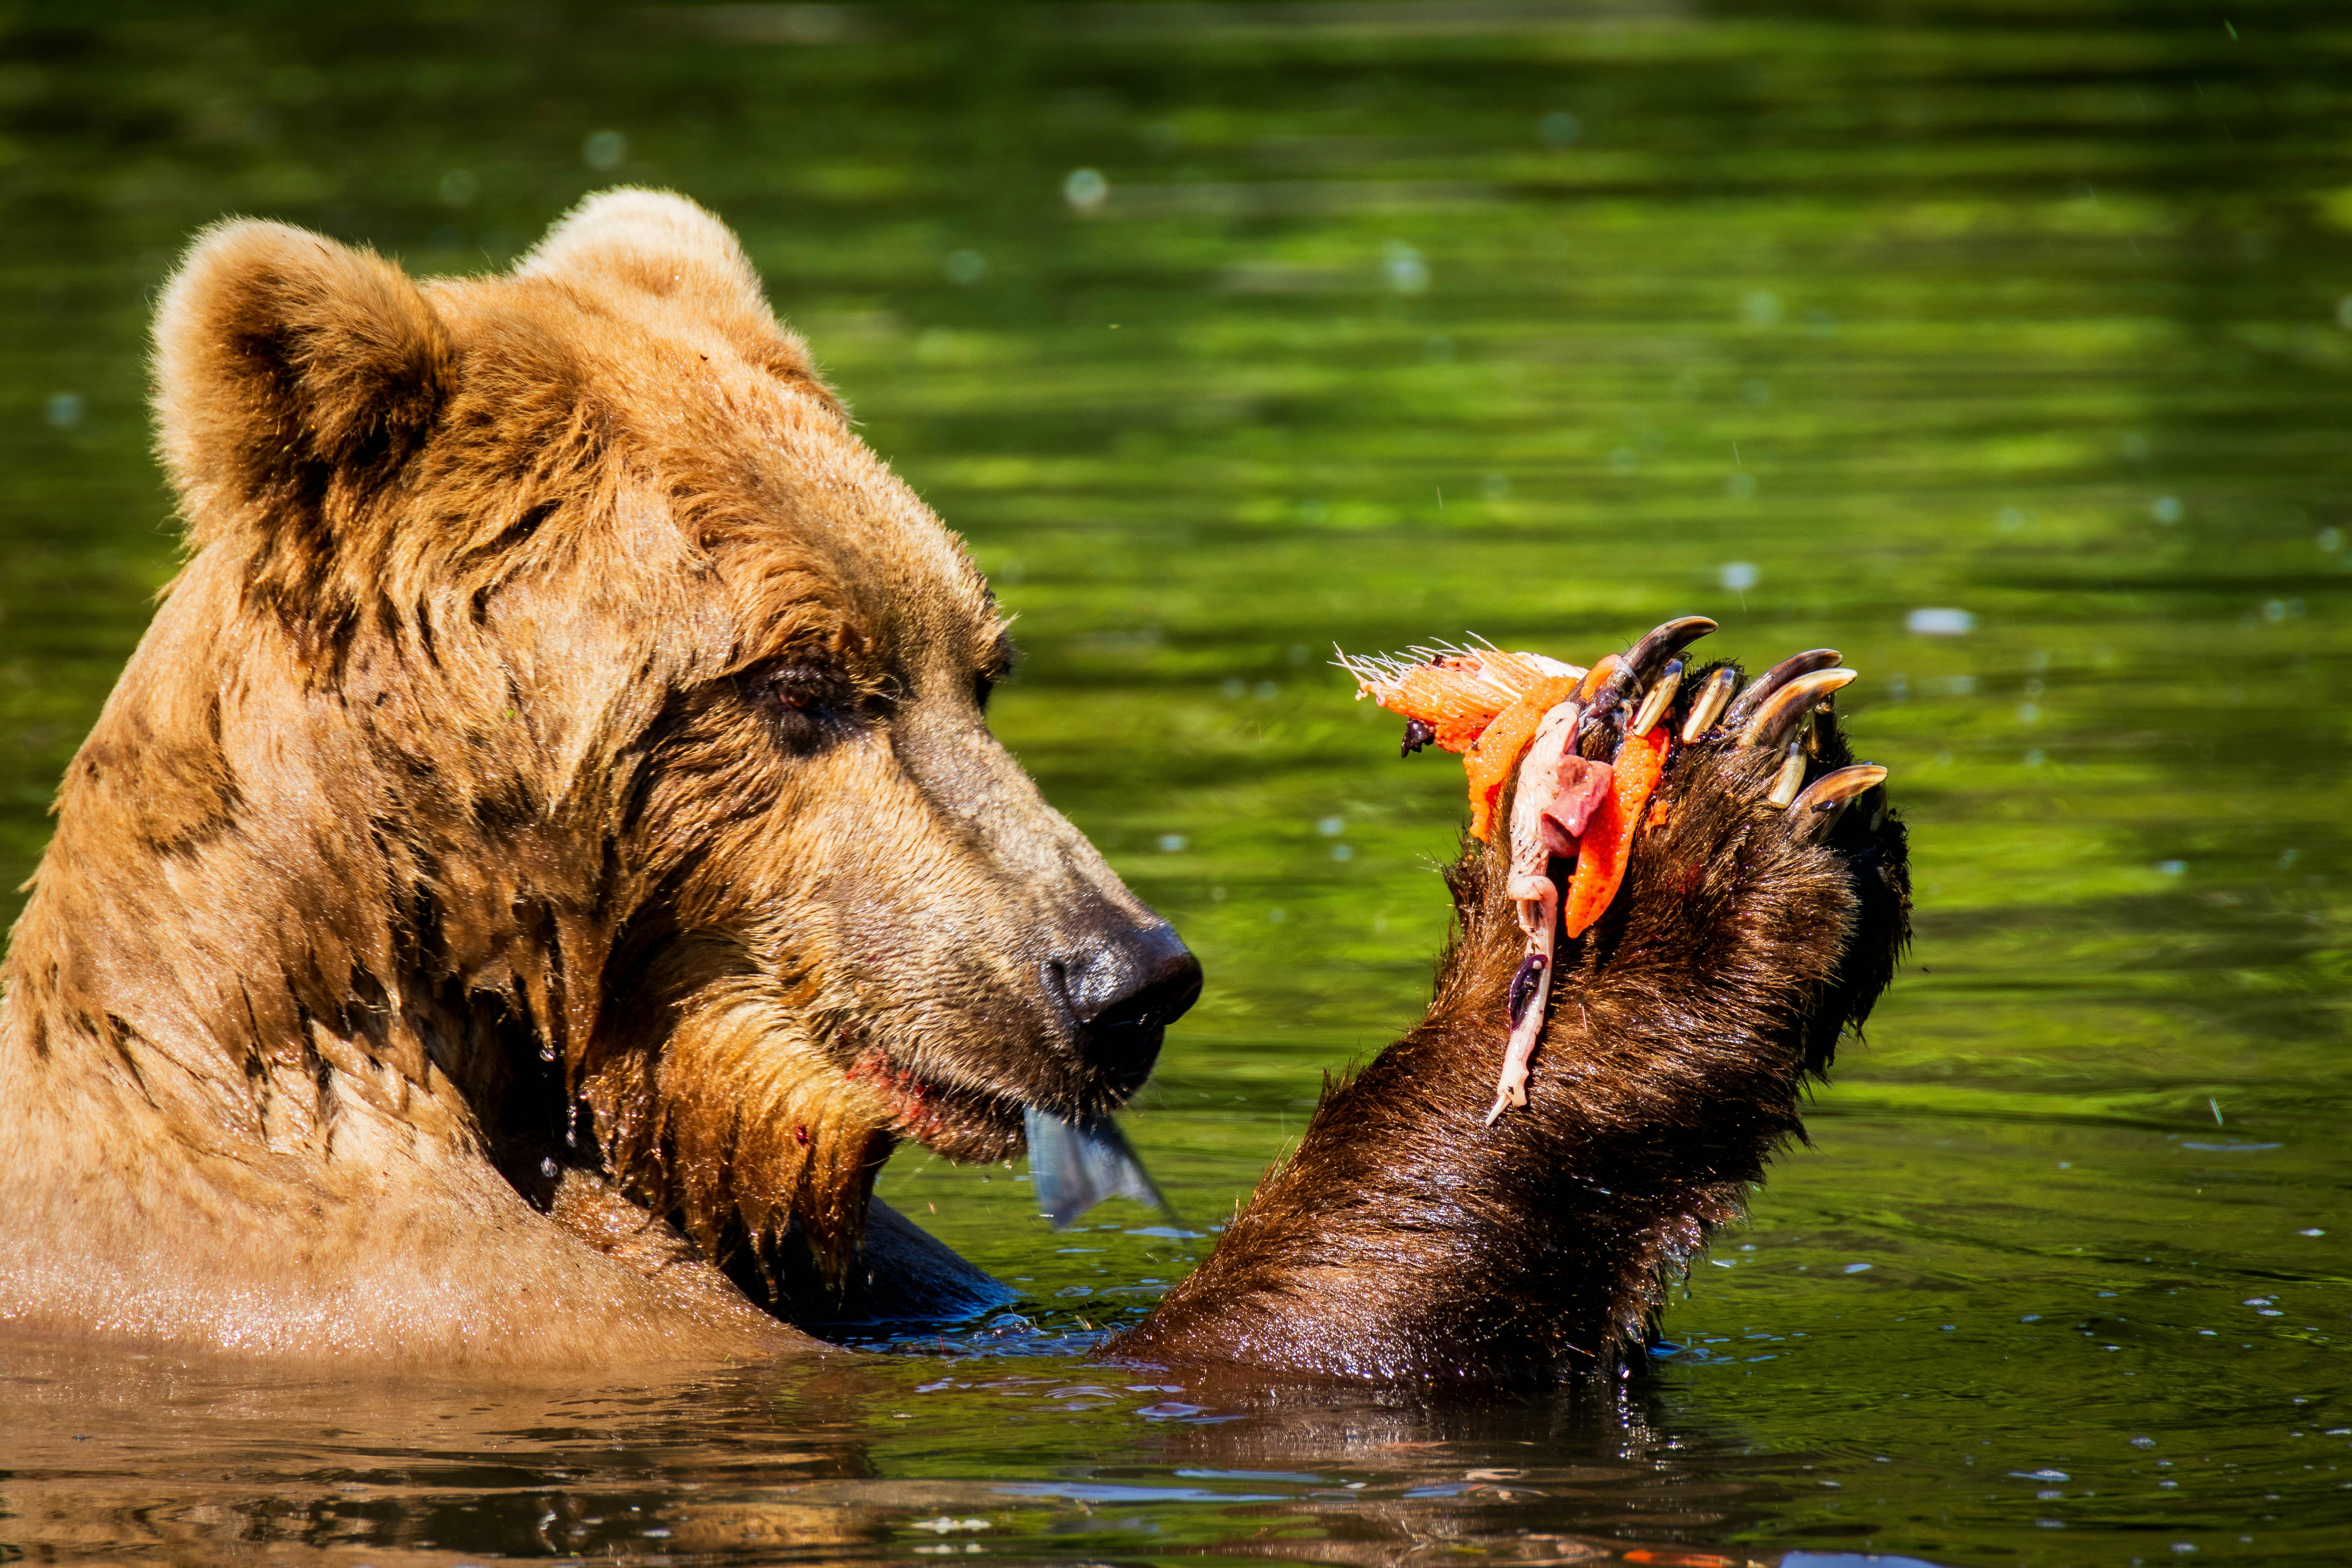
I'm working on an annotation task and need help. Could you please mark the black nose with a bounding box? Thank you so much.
[1059,921,1202,1095]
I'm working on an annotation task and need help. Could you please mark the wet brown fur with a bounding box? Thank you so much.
[0,192,1177,1365]
[1109,664,1911,1383]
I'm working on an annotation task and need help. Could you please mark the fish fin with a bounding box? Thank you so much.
[1025,1108,1176,1230]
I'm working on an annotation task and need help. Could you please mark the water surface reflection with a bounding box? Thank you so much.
[1,1344,1935,1566]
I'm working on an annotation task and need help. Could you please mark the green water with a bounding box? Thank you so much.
[5,1,2350,1563]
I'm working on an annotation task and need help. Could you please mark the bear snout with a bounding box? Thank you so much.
[1045,921,1201,1096]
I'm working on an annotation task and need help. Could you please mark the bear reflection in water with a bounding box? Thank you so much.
[0,190,1907,1387]
[0,1343,1903,1567]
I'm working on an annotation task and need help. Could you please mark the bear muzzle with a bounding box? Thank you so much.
[1044,918,1202,1098]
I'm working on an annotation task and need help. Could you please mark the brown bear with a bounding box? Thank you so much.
[0,190,1201,1364]
[0,191,1909,1381]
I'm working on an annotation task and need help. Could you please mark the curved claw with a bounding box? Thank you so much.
[1785,763,1888,843]
[1577,618,1713,760]
[1722,648,1843,732]
[1624,615,1717,679]
[1765,740,1809,808]
[1737,667,1857,748]
[1629,660,1683,738]
[1679,665,1740,742]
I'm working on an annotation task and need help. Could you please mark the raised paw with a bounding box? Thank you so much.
[1419,623,1908,1116]
[1527,629,1906,1087]
[1107,617,1911,1384]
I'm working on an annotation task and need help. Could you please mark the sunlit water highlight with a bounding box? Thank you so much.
[3,2,2348,1563]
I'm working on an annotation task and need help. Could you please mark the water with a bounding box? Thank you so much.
[4,2,2349,1562]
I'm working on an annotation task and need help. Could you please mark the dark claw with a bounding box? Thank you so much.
[1582,618,1718,758]
[1624,615,1718,679]
[1785,764,1889,843]
[1401,717,1436,757]
[1738,667,1856,749]
[1722,648,1843,732]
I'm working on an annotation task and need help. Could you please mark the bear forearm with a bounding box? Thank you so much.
[1099,1024,1795,1380]
[1101,695,1907,1385]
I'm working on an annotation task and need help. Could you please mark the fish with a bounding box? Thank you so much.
[1337,619,1715,1119]
[1334,640,1586,841]
[1025,1108,1175,1230]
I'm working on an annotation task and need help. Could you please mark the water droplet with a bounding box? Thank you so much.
[1538,111,1582,147]
[582,129,628,171]
[1382,240,1428,294]
[1906,607,1975,636]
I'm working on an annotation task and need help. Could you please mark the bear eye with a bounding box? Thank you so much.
[752,661,860,754]
[974,635,1016,713]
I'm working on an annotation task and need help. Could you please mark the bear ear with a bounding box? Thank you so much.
[514,187,776,333]
[153,220,453,532]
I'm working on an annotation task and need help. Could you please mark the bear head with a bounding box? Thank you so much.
[115,189,1198,1294]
